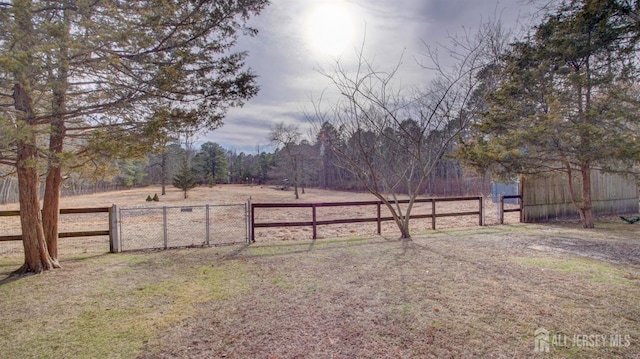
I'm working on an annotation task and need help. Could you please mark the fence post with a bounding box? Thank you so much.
[205,204,210,246]
[249,198,255,243]
[376,202,381,235]
[109,204,120,253]
[499,195,504,224]
[431,199,436,230]
[163,206,168,249]
[479,196,484,226]
[312,204,317,240]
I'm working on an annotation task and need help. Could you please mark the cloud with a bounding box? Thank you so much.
[208,0,532,152]
[204,101,310,153]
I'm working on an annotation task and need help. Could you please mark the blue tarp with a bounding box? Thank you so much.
[491,182,519,204]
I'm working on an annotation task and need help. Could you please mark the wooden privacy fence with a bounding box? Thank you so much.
[250,196,484,241]
[522,171,638,222]
[0,205,119,252]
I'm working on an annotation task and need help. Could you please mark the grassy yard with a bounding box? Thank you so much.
[1,222,639,358]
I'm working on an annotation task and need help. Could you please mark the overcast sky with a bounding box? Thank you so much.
[203,0,535,153]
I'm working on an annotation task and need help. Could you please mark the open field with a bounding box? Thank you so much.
[1,220,640,358]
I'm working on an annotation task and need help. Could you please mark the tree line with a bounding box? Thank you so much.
[1,131,476,204]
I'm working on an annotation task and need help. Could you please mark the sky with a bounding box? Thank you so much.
[203,0,535,153]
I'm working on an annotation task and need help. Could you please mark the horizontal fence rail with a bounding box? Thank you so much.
[250,196,484,241]
[0,207,112,242]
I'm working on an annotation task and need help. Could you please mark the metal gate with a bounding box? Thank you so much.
[119,204,248,251]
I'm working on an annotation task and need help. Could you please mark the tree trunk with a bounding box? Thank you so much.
[580,164,595,229]
[42,121,64,264]
[161,150,167,195]
[382,200,411,239]
[211,157,216,186]
[43,168,62,264]
[42,117,67,263]
[293,155,299,199]
[399,219,410,239]
[15,135,58,275]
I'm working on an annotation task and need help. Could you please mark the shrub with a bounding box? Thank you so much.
[146,195,153,202]
[152,193,160,202]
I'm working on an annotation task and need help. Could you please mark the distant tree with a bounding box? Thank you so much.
[146,143,185,190]
[297,139,321,193]
[255,151,276,184]
[172,162,198,199]
[0,166,16,205]
[115,159,148,188]
[194,142,229,185]
[458,0,640,228]
[227,150,247,184]
[143,107,193,195]
[269,122,303,199]
[316,122,347,189]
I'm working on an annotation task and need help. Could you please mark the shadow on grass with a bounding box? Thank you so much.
[0,251,112,285]
[221,236,398,260]
[0,273,23,286]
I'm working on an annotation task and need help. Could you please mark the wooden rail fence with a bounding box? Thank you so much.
[250,196,484,241]
[0,206,119,252]
[499,195,523,224]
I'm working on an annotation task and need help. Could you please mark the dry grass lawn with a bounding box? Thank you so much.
[1,186,639,358]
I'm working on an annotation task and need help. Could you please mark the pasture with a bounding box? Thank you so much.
[0,185,518,255]
[0,186,639,358]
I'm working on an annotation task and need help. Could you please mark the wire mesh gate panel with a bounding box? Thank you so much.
[119,204,247,251]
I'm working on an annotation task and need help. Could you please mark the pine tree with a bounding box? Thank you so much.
[0,0,267,273]
[172,163,198,199]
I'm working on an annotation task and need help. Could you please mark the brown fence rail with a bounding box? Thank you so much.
[0,207,114,247]
[250,196,484,241]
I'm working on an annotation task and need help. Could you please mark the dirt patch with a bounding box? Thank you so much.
[515,220,640,266]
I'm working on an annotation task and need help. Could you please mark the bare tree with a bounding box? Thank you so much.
[310,23,508,239]
[269,122,303,199]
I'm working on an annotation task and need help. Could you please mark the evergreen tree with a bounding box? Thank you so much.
[458,0,640,228]
[194,142,229,185]
[172,162,198,199]
[0,0,267,273]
